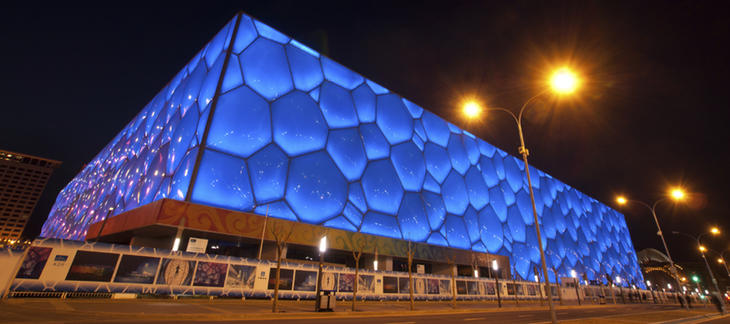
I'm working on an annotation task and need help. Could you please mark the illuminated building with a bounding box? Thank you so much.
[42,13,644,285]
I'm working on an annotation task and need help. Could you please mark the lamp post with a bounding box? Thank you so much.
[315,236,327,312]
[493,259,502,308]
[615,189,687,308]
[460,67,580,324]
[673,228,723,304]
[571,269,581,305]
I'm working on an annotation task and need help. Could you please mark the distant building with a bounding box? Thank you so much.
[0,150,61,241]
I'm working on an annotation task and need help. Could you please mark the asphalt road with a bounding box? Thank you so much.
[126,304,696,324]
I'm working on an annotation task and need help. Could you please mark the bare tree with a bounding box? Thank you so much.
[350,233,370,311]
[446,256,457,309]
[408,240,415,311]
[270,222,293,313]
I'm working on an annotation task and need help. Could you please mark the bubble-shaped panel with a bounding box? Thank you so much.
[286,43,323,92]
[359,123,390,160]
[441,171,469,215]
[424,143,451,184]
[376,94,413,145]
[191,149,254,211]
[398,193,430,242]
[361,159,404,215]
[352,84,376,123]
[321,57,364,90]
[286,151,347,224]
[326,128,367,181]
[319,81,359,128]
[241,38,293,100]
[421,111,450,147]
[390,141,426,191]
[272,91,328,156]
[247,144,288,203]
[206,85,271,158]
[360,211,402,239]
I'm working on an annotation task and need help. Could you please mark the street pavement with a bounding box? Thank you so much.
[0,298,723,324]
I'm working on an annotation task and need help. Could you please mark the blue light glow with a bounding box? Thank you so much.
[43,13,644,287]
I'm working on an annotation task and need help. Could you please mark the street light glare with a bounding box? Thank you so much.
[319,236,327,253]
[718,258,724,264]
[711,227,720,235]
[549,68,579,94]
[616,196,627,205]
[699,245,707,252]
[670,188,686,201]
[462,100,482,118]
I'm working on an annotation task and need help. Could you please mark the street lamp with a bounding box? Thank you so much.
[615,188,687,307]
[673,228,723,307]
[493,259,502,308]
[315,236,327,312]
[460,67,581,324]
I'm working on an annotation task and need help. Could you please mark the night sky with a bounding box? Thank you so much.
[3,1,729,273]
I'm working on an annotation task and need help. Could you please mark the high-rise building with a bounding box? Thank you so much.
[0,150,61,241]
[41,13,645,286]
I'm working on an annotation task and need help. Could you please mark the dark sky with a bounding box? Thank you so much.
[2,1,729,272]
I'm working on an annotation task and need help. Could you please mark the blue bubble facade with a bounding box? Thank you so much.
[42,13,644,286]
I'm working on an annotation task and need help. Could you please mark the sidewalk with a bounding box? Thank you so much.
[0,298,714,323]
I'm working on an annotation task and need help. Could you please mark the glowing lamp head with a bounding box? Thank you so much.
[692,275,700,283]
[616,196,628,205]
[462,100,482,119]
[319,236,327,253]
[681,277,687,282]
[711,227,720,235]
[670,188,685,201]
[615,276,621,284]
[667,283,672,289]
[570,269,577,278]
[373,260,379,271]
[646,280,652,287]
[718,258,724,264]
[492,259,499,271]
[474,269,479,278]
[699,245,707,252]
[549,68,579,94]
[534,275,539,282]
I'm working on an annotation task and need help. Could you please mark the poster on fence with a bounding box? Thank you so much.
[321,272,337,291]
[293,270,317,291]
[194,261,227,287]
[427,279,439,294]
[114,255,160,284]
[439,279,451,295]
[359,275,375,293]
[156,258,195,286]
[338,273,355,292]
[414,278,426,294]
[268,268,293,290]
[16,247,52,279]
[65,251,119,282]
[225,264,256,289]
[383,276,398,293]
[398,277,410,294]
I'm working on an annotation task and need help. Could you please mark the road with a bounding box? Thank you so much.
[125,304,706,324]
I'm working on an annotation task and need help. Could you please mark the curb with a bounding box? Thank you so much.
[657,312,729,324]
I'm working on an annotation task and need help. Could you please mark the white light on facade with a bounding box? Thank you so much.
[492,259,498,271]
[373,260,378,271]
[172,237,181,251]
[570,269,577,278]
[319,236,327,253]
[474,269,479,278]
